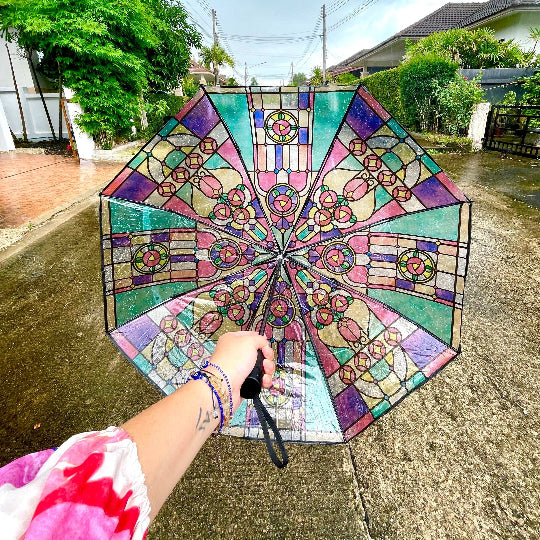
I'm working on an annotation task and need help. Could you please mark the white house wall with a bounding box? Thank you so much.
[474,11,540,52]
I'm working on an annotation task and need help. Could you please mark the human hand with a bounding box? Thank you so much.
[207,331,275,411]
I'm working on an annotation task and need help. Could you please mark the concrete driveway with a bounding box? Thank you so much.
[0,151,538,539]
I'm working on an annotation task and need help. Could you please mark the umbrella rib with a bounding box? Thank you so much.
[257,258,283,336]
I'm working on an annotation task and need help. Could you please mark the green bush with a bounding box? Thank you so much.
[141,93,188,137]
[435,74,485,135]
[362,68,406,125]
[399,55,459,131]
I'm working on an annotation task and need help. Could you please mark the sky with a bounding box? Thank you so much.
[182,0,486,85]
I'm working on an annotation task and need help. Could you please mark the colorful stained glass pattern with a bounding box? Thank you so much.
[101,85,471,444]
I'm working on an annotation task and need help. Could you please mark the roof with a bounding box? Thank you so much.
[189,60,213,74]
[459,0,540,26]
[328,49,370,73]
[337,2,484,67]
[396,2,483,38]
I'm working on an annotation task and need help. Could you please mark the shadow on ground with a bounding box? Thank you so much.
[0,152,539,539]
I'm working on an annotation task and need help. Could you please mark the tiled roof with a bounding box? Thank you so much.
[189,60,213,74]
[338,2,485,67]
[395,2,484,38]
[460,0,540,27]
[328,49,370,72]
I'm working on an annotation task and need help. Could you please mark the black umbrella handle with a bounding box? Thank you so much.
[240,349,264,399]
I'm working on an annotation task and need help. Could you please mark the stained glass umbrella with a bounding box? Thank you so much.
[100,85,470,458]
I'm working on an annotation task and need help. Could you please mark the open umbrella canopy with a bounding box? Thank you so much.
[100,85,470,444]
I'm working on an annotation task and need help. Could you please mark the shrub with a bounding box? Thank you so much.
[141,93,188,137]
[362,68,406,125]
[399,55,459,131]
[435,74,485,135]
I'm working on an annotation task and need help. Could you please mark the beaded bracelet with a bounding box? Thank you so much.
[190,371,226,432]
[202,360,233,418]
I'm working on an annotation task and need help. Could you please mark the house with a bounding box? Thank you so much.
[329,0,540,76]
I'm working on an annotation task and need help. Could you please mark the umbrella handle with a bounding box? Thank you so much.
[240,349,264,399]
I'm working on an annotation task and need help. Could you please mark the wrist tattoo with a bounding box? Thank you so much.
[195,407,214,432]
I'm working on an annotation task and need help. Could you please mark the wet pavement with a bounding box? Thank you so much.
[0,153,122,228]
[0,149,539,539]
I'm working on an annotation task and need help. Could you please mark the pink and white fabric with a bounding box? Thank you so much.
[0,427,150,539]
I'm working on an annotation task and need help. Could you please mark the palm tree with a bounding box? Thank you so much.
[200,44,234,86]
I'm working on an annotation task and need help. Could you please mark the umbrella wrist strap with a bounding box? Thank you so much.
[253,396,288,469]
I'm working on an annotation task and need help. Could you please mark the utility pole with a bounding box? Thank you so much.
[322,4,327,84]
[291,62,294,85]
[245,62,248,86]
[211,9,219,85]
[212,9,218,46]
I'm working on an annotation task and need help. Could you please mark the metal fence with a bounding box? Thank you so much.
[484,104,540,159]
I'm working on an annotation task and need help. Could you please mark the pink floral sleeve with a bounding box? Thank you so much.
[0,427,150,540]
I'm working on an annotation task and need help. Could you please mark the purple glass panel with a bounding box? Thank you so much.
[346,95,384,139]
[299,93,309,110]
[412,177,457,207]
[151,232,169,242]
[370,253,397,263]
[112,236,131,247]
[180,95,219,138]
[254,110,264,128]
[275,145,283,169]
[396,279,415,290]
[334,385,369,430]
[436,288,454,302]
[401,330,448,369]
[113,171,157,202]
[119,315,160,351]
[132,275,153,286]
[299,127,308,144]
[417,240,438,252]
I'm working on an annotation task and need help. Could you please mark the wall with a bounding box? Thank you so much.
[482,11,540,52]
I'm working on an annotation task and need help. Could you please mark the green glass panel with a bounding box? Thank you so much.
[109,200,195,233]
[210,93,253,168]
[159,117,179,136]
[369,359,390,380]
[128,152,146,169]
[133,354,152,375]
[204,152,231,169]
[368,289,453,344]
[338,153,365,171]
[381,152,403,173]
[176,182,193,205]
[369,205,460,241]
[406,371,426,391]
[374,185,393,211]
[330,346,355,365]
[115,282,196,326]
[305,341,341,435]
[371,399,391,418]
[369,316,385,339]
[313,91,355,170]
[387,119,407,139]
[421,154,441,173]
[164,150,186,169]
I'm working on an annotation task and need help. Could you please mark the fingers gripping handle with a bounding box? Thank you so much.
[240,349,264,399]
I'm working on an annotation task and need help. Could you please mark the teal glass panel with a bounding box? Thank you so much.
[369,359,390,380]
[369,205,460,241]
[369,316,385,339]
[421,154,441,173]
[164,150,186,169]
[406,371,426,391]
[159,117,179,136]
[381,152,403,172]
[115,282,196,326]
[337,153,365,171]
[109,199,195,233]
[368,288,453,344]
[204,152,231,169]
[387,119,407,139]
[371,399,391,418]
[133,354,152,375]
[128,152,146,169]
[313,91,355,170]
[374,185,393,211]
[305,341,341,435]
[210,92,253,168]
[330,346,355,365]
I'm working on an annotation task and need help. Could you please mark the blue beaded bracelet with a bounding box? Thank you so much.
[190,371,225,432]
[202,360,233,417]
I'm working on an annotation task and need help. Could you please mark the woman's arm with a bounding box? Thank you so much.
[121,331,275,521]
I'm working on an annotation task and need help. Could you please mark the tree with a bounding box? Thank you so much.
[290,72,307,86]
[200,44,234,86]
[309,67,324,85]
[1,0,199,145]
[404,28,534,68]
[224,76,239,86]
[250,76,258,86]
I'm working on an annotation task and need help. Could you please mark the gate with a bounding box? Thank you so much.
[484,105,540,159]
